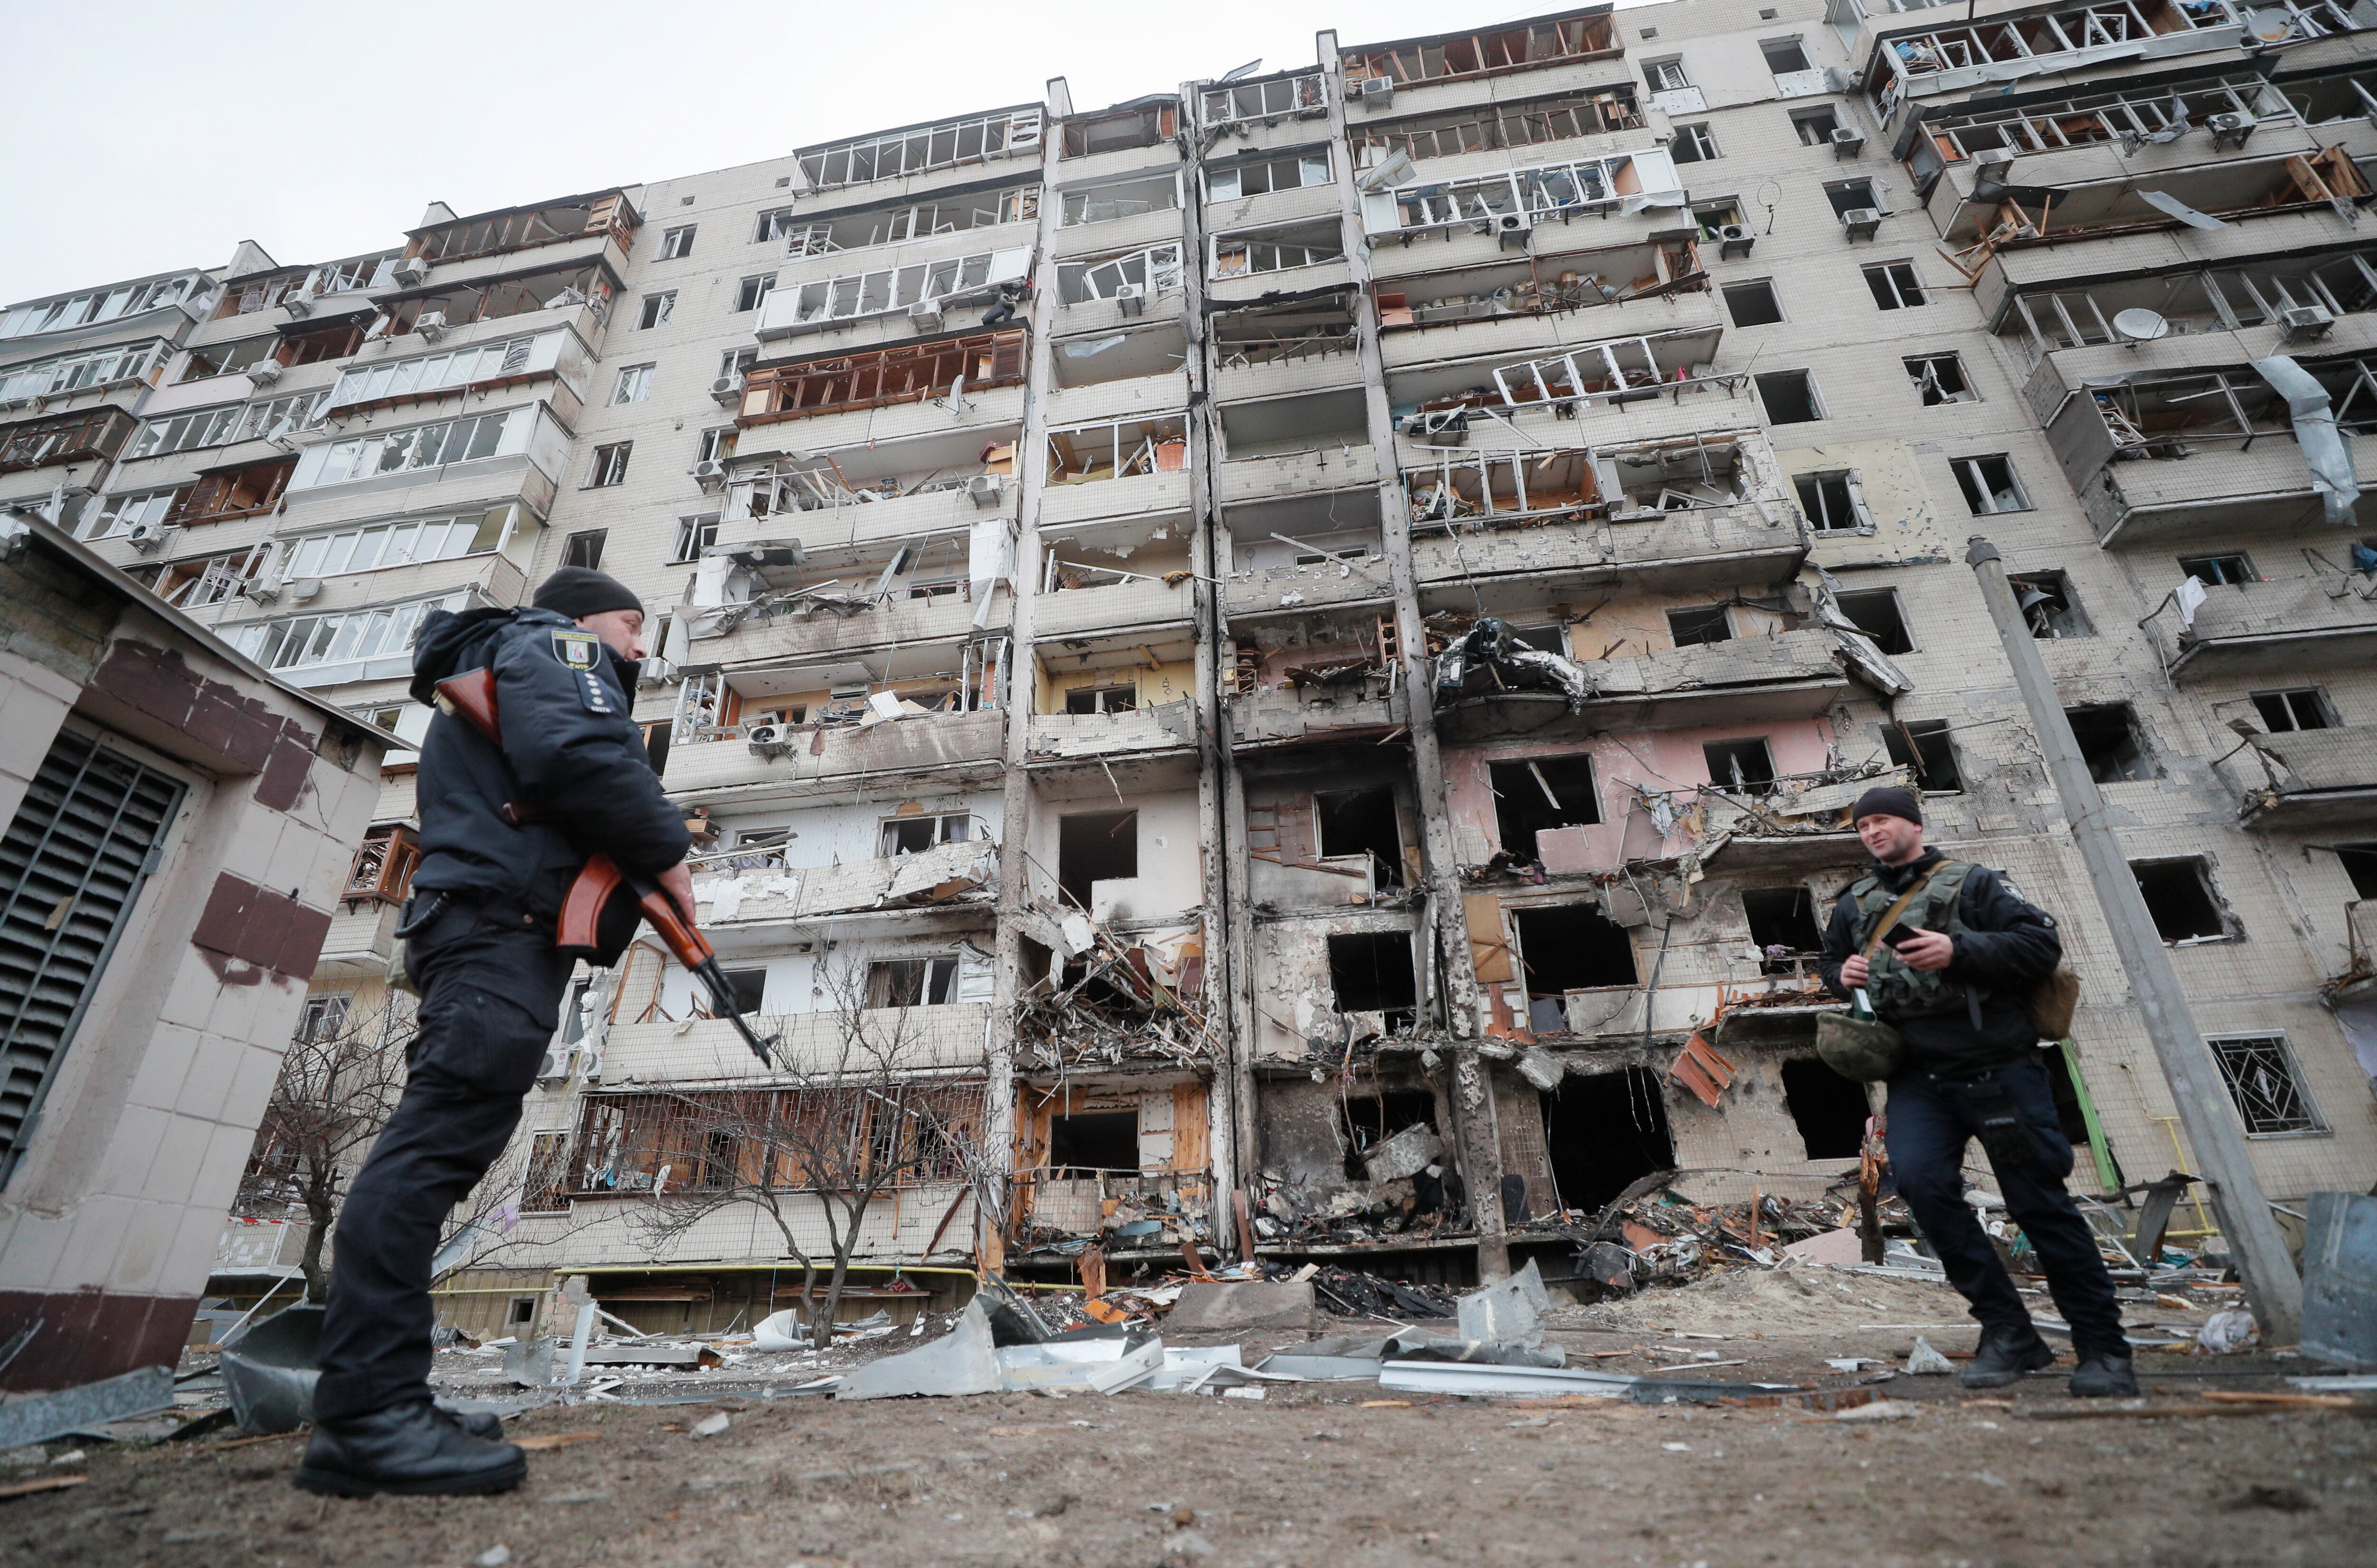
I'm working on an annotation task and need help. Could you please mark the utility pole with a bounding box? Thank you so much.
[1965,537,2301,1345]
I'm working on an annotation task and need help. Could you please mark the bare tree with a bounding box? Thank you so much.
[615,951,995,1334]
[236,994,413,1303]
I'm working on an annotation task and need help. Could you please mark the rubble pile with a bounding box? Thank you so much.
[1012,901,1215,1073]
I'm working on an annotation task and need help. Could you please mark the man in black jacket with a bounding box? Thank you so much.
[1818,786,2134,1398]
[298,568,693,1497]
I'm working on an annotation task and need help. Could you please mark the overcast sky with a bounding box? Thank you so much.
[0,0,1614,305]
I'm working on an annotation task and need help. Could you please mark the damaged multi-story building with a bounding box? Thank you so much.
[10,0,2376,1337]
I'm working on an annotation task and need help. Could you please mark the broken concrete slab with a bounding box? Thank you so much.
[1361,1123,1443,1182]
[1456,1258,1551,1348]
[1783,1227,1866,1266]
[0,1366,174,1453]
[1166,1280,1317,1335]
[835,1300,1000,1401]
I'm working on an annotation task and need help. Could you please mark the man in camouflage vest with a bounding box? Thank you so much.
[1819,786,2135,1397]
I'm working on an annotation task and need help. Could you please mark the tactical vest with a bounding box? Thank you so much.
[1848,860,1977,1019]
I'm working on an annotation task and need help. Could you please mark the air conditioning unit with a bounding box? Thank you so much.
[745,722,790,753]
[693,459,729,491]
[246,573,285,603]
[2281,303,2337,341]
[391,257,430,286]
[2207,111,2256,150]
[414,311,448,342]
[1495,212,1533,251]
[1840,206,1884,241]
[829,681,870,703]
[1113,281,1146,317]
[1359,76,1394,108]
[288,576,324,602]
[535,1044,581,1083]
[246,359,283,387]
[282,293,314,318]
[966,474,1005,508]
[1718,223,1756,259]
[126,520,177,553]
[1831,125,1866,158]
[909,299,946,329]
[709,372,745,406]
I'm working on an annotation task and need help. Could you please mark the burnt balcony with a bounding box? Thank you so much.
[2147,572,2377,678]
[2222,725,2377,828]
[736,330,1027,428]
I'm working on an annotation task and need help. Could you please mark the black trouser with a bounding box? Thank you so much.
[313,895,569,1424]
[1884,1054,2129,1361]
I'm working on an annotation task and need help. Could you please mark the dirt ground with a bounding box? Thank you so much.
[10,1267,2373,1568]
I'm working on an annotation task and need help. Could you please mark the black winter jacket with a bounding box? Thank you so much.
[1817,848,2063,1077]
[407,606,690,917]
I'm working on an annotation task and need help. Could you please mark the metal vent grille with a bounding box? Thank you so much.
[0,726,184,1180]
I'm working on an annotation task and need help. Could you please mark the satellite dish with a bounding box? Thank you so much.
[2112,308,2171,343]
[2245,7,2297,42]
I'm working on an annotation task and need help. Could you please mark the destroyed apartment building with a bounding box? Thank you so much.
[5,0,2376,1345]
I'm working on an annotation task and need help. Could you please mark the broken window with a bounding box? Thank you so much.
[695,427,734,465]
[1703,737,1777,794]
[589,443,631,488]
[2342,844,2377,897]
[799,107,1043,188]
[1063,102,1176,159]
[1671,123,1720,164]
[1210,223,1344,281]
[1693,201,1746,241]
[412,193,635,263]
[1338,1092,1438,1181]
[1384,155,1642,233]
[1760,38,1814,74]
[228,594,452,674]
[1792,106,1842,145]
[1488,756,1600,859]
[76,486,183,541]
[1864,261,1926,310]
[2252,689,2334,733]
[0,339,170,403]
[1755,369,1823,424]
[740,330,1026,423]
[1951,454,2028,514]
[720,968,768,1014]
[1206,151,1329,203]
[1315,788,1404,887]
[1057,242,1185,304]
[2068,703,2153,783]
[1326,931,1417,1026]
[1047,1111,1140,1176]
[1781,1058,1871,1159]
[129,403,244,459]
[638,291,675,329]
[2131,858,2232,943]
[563,529,607,570]
[1344,16,1618,88]
[1351,88,1645,163]
[658,224,696,259]
[1824,178,1878,216]
[671,514,718,564]
[1796,471,1867,531]
[1063,685,1138,714]
[1057,810,1137,910]
[2012,571,2088,637]
[866,956,957,1007]
[1644,58,1692,93]
[0,274,208,340]
[1883,718,1963,793]
[1541,1067,1673,1213]
[379,261,609,336]
[1202,70,1328,126]
[1722,279,1783,327]
[1744,887,1824,972]
[178,335,278,383]
[611,364,653,404]
[1905,352,1971,405]
[1515,904,1638,1001]
[719,345,759,381]
[2178,553,2257,585]
[166,456,294,524]
[879,813,974,856]
[2208,1035,2325,1136]
[1667,605,1733,646]
[521,1132,571,1214]
[734,274,776,312]
[1836,588,1915,655]
[343,823,420,906]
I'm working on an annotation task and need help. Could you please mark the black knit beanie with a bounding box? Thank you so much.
[533,566,643,620]
[1851,785,1923,826]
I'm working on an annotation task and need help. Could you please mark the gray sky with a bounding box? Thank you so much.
[0,0,1595,305]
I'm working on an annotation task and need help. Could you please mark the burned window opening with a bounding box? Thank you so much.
[2068,704,2153,783]
[1488,756,1600,860]
[1667,604,1732,646]
[2335,843,2377,898]
[1339,1091,1439,1181]
[1316,788,1404,887]
[1703,737,1778,795]
[866,956,958,1007]
[1755,369,1823,424]
[1836,589,1915,656]
[1327,931,1418,1025]
[1515,903,1638,999]
[1047,1111,1141,1175]
[2132,858,2232,944]
[1541,1066,1673,1215]
[1883,719,1963,793]
[1905,353,1970,406]
[1057,810,1138,910]
[1780,1058,1870,1160]
[1743,887,1824,973]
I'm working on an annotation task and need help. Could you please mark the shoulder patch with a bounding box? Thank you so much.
[550,629,600,671]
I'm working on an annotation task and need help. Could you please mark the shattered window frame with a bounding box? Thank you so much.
[1200,70,1327,126]
[1204,149,1331,203]
[322,329,559,416]
[1905,351,1971,405]
[1863,260,1927,310]
[1951,453,2029,514]
[226,591,462,674]
[1349,86,1646,164]
[772,247,1030,329]
[1794,470,1871,531]
[0,338,170,402]
[0,273,211,340]
[1209,222,1345,281]
[799,107,1044,189]
[658,223,697,259]
[1057,242,1186,304]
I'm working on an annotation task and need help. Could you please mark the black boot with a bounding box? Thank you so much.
[2068,1350,2139,1398]
[1959,1323,2055,1389]
[440,1405,504,1441]
[293,1401,526,1498]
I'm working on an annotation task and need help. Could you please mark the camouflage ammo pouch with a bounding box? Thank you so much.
[1816,863,1946,1084]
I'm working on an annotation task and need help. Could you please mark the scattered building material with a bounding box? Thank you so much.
[0,1366,174,1453]
[1166,1280,1318,1335]
[834,1300,1000,1401]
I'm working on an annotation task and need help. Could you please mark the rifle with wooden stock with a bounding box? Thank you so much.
[432,666,779,1066]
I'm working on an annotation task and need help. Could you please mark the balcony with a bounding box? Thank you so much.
[314,901,399,979]
[2222,726,2377,829]
[1906,72,2303,201]
[1411,500,1805,607]
[1229,681,1408,749]
[2150,574,2377,678]
[691,588,1005,665]
[0,406,136,474]
[1995,245,2377,368]
[602,1003,994,1084]
[1034,574,1193,640]
[404,190,638,276]
[690,836,998,927]
[1866,0,2246,114]
[1224,557,1394,620]
[663,708,1007,805]
[1374,243,1712,360]
[737,330,1028,429]
[1026,701,1199,764]
[1433,629,1855,743]
[1341,12,1624,125]
[1215,445,1380,505]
